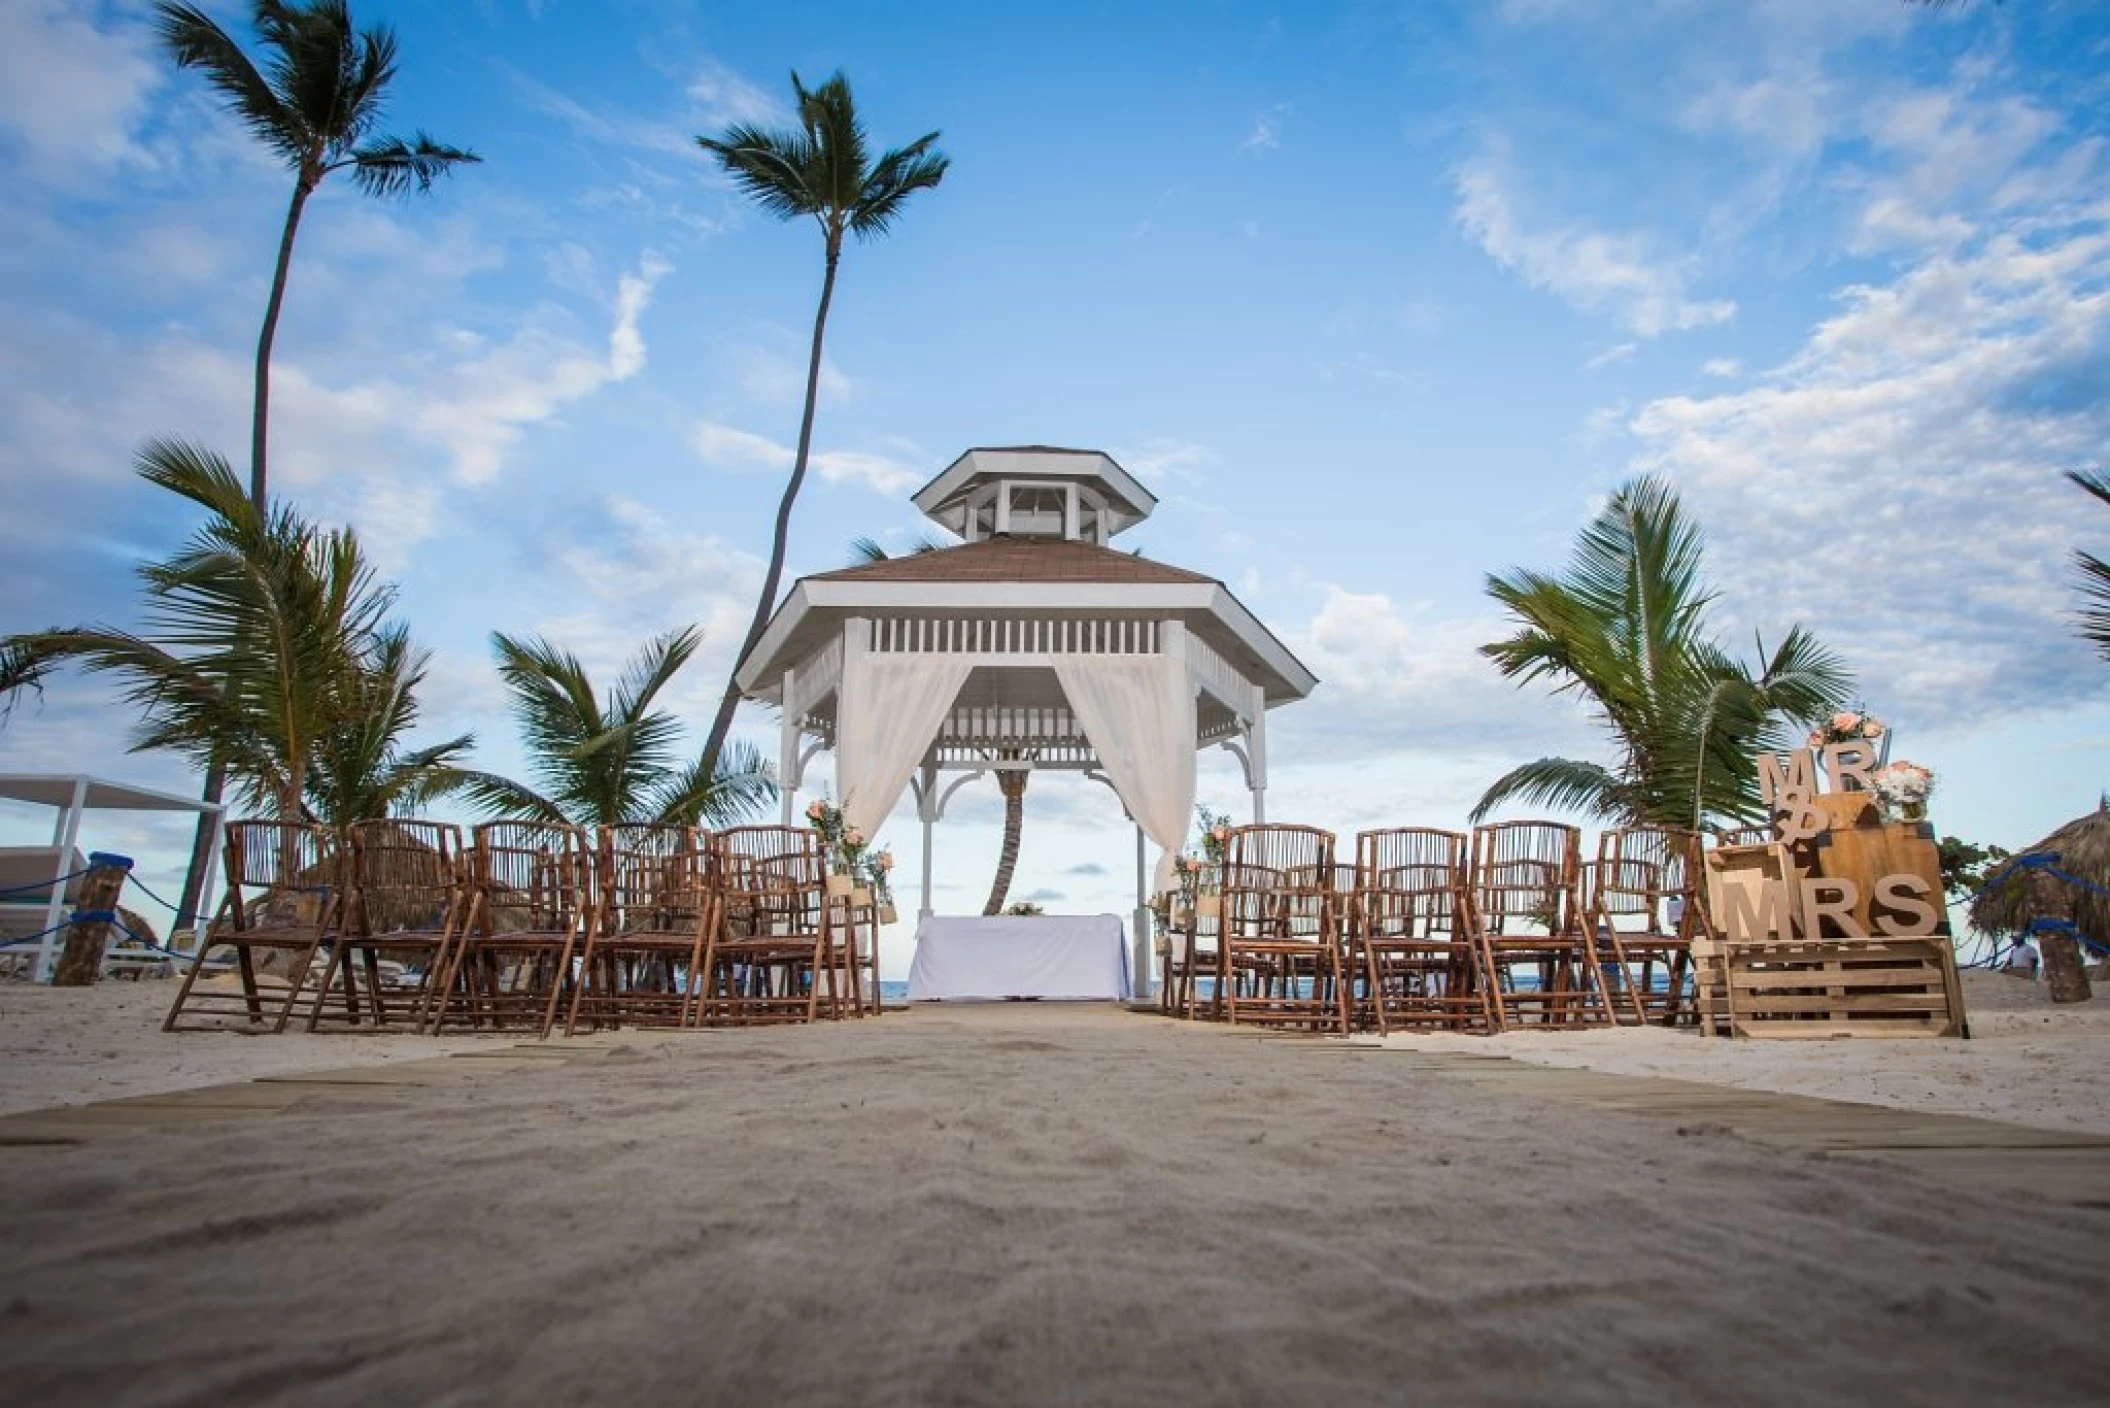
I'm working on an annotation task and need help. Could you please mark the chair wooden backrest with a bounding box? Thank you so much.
[599,824,706,935]
[1355,828,1468,936]
[711,826,826,934]
[466,821,590,935]
[219,820,336,933]
[1223,824,1335,941]
[346,819,462,938]
[1470,821,1583,934]
[1591,826,1700,926]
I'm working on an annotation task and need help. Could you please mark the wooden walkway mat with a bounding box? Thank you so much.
[1350,1047,2110,1208]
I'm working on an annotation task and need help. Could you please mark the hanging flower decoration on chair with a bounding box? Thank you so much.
[1808,708,1887,750]
[1871,761,1936,822]
[805,797,868,877]
[857,846,895,904]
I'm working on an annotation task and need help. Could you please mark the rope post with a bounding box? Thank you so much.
[51,853,135,987]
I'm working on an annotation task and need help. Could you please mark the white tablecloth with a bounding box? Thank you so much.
[906,914,1131,1001]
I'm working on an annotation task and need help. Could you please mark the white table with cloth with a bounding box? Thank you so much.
[905,914,1132,1001]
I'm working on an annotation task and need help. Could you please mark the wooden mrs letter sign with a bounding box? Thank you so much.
[1736,735,1943,941]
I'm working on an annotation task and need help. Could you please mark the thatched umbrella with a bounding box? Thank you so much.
[1969,797,2110,1003]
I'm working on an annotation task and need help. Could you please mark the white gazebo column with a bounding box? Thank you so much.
[915,761,938,919]
[35,776,88,983]
[1134,822,1150,1003]
[778,664,799,826]
[1247,680,1268,824]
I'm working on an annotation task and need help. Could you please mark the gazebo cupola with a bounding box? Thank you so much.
[733,445,1317,983]
[912,447,1155,545]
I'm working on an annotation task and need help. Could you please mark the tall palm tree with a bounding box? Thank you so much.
[458,627,776,829]
[153,0,477,922]
[9,440,408,824]
[2072,470,2110,664]
[695,71,949,780]
[1472,476,1852,829]
[153,1,479,510]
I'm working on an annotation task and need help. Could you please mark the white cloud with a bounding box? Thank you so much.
[1115,438,1217,487]
[1454,143,1737,337]
[1700,358,1741,378]
[1239,105,1288,155]
[1584,342,1638,370]
[687,419,924,495]
[0,1,161,183]
[685,57,786,131]
[418,253,670,484]
[1627,206,2110,730]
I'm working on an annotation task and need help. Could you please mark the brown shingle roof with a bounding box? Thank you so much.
[808,536,1216,587]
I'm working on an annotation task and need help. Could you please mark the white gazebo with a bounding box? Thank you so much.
[733,447,1317,989]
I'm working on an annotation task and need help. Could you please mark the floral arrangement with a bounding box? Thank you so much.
[804,797,867,877]
[1808,708,1886,750]
[1872,761,1935,821]
[858,846,895,903]
[1195,805,1235,863]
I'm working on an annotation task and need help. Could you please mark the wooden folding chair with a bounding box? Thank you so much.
[1163,863,1226,1020]
[564,824,712,1035]
[164,820,341,1034]
[1586,826,1704,1027]
[1218,825,1350,1034]
[425,821,591,1035]
[308,820,465,1032]
[700,826,839,1026]
[1468,821,1612,1029]
[1353,828,1492,1035]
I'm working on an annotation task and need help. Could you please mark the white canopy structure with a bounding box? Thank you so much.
[0,774,224,982]
[733,447,1318,989]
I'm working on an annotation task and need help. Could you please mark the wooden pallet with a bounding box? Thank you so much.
[1721,937,1965,1039]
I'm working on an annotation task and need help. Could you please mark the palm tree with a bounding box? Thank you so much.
[1472,476,1852,830]
[304,626,473,825]
[694,71,949,781]
[2071,470,2110,664]
[0,641,48,725]
[981,761,1032,915]
[9,440,410,824]
[153,2,478,510]
[154,1,477,922]
[457,628,776,829]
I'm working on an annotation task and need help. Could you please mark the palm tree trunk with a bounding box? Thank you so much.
[252,177,313,510]
[982,769,1028,915]
[698,234,842,778]
[175,176,313,922]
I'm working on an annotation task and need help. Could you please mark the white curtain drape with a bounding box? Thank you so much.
[836,656,974,839]
[1052,655,1196,894]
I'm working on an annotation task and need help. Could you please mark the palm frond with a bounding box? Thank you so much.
[450,769,569,824]
[697,123,820,221]
[651,739,778,827]
[2071,469,2110,662]
[152,2,304,165]
[1471,757,1630,822]
[341,131,480,197]
[851,133,949,239]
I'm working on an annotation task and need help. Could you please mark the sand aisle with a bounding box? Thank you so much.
[2,1005,2108,1407]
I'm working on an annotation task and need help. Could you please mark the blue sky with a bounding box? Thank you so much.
[2,0,2106,973]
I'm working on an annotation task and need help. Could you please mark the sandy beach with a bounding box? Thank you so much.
[1376,970,2110,1136]
[1,999,2108,1406]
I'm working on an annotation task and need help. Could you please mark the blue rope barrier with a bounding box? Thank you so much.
[0,866,93,900]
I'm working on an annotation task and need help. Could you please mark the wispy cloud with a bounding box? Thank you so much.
[1239,104,1289,155]
[1700,357,1741,378]
[1584,342,1638,370]
[688,419,924,494]
[0,1,162,184]
[1454,138,1735,338]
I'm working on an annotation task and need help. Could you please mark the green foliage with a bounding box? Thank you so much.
[698,71,949,249]
[8,441,458,822]
[153,2,478,193]
[1937,834,2014,902]
[1474,476,1853,829]
[2071,470,2110,664]
[457,628,776,828]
